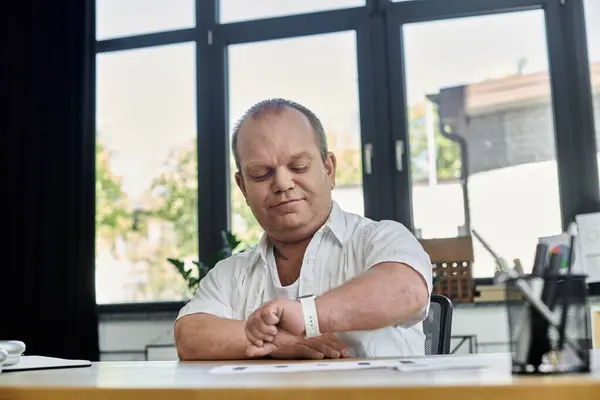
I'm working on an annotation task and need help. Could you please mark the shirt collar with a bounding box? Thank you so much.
[252,200,347,265]
[322,200,347,245]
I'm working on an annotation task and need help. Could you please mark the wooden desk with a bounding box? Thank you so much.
[1,353,599,400]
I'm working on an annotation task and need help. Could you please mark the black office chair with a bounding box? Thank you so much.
[423,294,453,355]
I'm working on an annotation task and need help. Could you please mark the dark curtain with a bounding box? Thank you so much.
[2,0,99,361]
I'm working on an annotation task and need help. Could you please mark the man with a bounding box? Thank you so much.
[175,98,432,360]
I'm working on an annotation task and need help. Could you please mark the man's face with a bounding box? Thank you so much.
[235,107,336,243]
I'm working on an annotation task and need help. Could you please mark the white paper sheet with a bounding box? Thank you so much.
[209,357,490,374]
[209,360,396,374]
[394,357,490,372]
[576,212,600,283]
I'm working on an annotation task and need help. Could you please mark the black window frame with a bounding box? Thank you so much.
[93,0,599,314]
[386,0,599,231]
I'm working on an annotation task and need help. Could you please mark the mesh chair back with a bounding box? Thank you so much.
[423,294,453,355]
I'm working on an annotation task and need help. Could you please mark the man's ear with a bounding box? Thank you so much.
[324,151,337,189]
[235,171,248,198]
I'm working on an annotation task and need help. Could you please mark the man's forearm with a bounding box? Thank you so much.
[175,313,248,360]
[315,262,429,333]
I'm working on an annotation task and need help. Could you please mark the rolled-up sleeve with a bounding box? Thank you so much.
[359,220,433,325]
[176,259,235,321]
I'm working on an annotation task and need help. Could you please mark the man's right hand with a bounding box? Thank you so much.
[269,332,350,360]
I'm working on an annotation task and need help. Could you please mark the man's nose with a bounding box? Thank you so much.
[272,168,295,193]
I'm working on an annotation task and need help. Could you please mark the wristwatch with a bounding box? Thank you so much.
[298,294,321,338]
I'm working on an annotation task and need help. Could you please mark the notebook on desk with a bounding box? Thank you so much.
[2,356,91,372]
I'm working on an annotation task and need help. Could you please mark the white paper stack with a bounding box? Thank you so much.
[576,212,600,283]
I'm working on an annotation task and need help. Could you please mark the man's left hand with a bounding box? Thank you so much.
[245,299,305,348]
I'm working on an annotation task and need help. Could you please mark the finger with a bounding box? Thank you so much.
[247,311,278,340]
[260,306,281,327]
[303,338,340,359]
[316,335,350,357]
[246,342,276,358]
[320,333,350,357]
[249,323,276,343]
[245,321,264,347]
[257,319,278,337]
[295,344,325,360]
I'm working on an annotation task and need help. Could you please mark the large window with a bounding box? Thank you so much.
[584,0,600,187]
[95,43,197,303]
[400,10,561,277]
[96,0,195,40]
[219,0,365,23]
[93,0,599,305]
[227,32,363,246]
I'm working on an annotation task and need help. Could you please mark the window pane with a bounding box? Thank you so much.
[96,43,197,303]
[228,32,363,246]
[584,0,600,189]
[219,0,364,23]
[96,0,195,40]
[402,11,562,277]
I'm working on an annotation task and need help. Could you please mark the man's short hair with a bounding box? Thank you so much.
[231,98,328,172]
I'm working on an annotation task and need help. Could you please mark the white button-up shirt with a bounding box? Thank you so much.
[177,201,433,357]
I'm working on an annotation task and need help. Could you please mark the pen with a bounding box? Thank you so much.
[532,243,548,277]
[557,223,578,353]
[517,243,546,368]
[544,252,562,309]
[528,252,562,368]
[513,258,524,276]
[526,250,560,369]
[530,243,548,300]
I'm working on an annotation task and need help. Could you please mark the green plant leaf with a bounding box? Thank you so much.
[188,277,199,290]
[222,230,244,254]
[168,230,248,292]
[168,258,186,274]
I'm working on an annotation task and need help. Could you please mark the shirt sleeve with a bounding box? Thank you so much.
[176,259,235,321]
[358,219,433,326]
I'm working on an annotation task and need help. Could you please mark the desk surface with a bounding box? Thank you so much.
[1,353,600,400]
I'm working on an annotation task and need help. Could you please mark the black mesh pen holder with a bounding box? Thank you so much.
[505,273,591,375]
